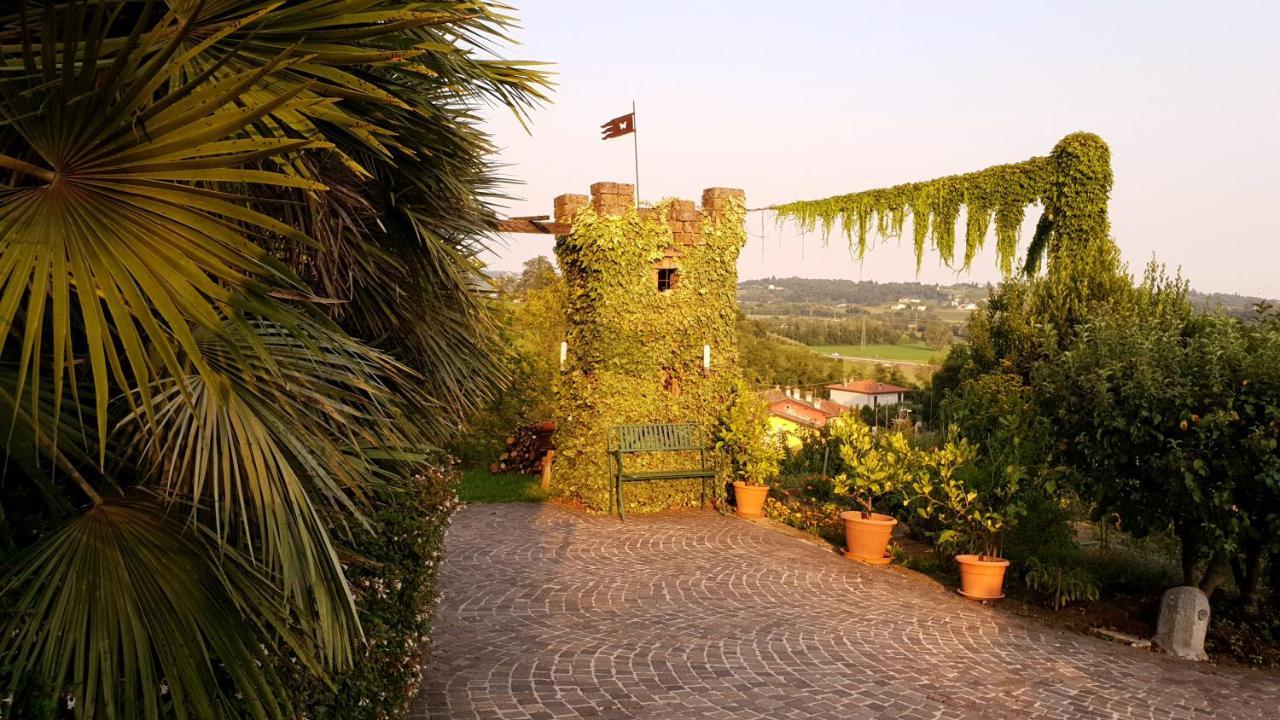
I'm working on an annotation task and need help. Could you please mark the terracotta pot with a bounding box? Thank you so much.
[955,554,1010,600]
[839,511,897,565]
[732,481,769,518]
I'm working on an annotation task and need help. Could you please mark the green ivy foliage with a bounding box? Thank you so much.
[552,201,746,512]
[773,133,1113,278]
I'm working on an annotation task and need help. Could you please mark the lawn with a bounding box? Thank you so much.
[459,468,549,503]
[808,343,943,364]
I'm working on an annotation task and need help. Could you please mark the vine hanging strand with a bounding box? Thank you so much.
[768,133,1112,279]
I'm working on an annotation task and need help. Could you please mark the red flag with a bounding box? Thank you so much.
[601,112,635,140]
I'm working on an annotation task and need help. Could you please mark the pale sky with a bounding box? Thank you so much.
[481,1,1279,298]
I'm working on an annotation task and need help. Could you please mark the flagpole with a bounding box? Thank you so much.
[632,100,640,205]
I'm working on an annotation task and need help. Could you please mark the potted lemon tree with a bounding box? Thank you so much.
[830,416,976,567]
[713,381,783,518]
[828,416,916,564]
[915,449,1016,599]
[920,373,1051,600]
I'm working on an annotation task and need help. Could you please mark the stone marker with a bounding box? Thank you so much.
[1153,586,1210,661]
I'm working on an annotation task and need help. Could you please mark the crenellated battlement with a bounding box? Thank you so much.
[552,183,745,249]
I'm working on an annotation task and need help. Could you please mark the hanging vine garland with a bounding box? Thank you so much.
[771,132,1112,277]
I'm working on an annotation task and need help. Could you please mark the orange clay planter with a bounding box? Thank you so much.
[733,482,770,518]
[839,511,896,565]
[955,554,1010,600]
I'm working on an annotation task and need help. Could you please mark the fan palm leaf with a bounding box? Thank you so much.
[0,1,551,716]
[2,314,431,715]
[106,0,551,421]
[0,4,372,714]
[2,500,290,720]
[122,317,434,667]
[0,3,332,454]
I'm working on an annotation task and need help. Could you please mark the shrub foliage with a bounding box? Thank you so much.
[273,469,461,720]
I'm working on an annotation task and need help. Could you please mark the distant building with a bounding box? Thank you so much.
[962,302,979,310]
[890,303,907,310]
[825,379,909,410]
[761,387,844,449]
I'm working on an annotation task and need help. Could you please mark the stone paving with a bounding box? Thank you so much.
[415,503,1280,719]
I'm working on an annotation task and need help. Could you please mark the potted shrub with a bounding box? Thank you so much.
[941,505,1012,600]
[828,416,915,564]
[921,374,1052,600]
[713,381,783,518]
[914,428,1021,600]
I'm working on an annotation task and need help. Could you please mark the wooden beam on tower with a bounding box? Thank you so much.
[495,218,571,235]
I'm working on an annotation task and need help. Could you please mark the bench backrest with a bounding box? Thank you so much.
[608,423,704,453]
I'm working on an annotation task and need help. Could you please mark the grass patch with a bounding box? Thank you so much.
[809,343,942,363]
[459,468,549,503]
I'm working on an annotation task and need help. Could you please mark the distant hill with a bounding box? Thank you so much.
[1189,290,1275,315]
[740,277,1272,316]
[738,278,988,307]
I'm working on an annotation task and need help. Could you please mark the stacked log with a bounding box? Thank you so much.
[490,420,556,475]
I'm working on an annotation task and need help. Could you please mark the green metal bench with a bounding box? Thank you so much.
[608,423,718,521]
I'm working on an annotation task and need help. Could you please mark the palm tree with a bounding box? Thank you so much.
[0,2,549,717]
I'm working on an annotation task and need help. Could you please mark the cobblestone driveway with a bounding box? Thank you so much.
[415,504,1279,719]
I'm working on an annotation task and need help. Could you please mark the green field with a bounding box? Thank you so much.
[808,343,943,364]
[459,469,549,503]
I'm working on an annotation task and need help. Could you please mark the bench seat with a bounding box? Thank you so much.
[608,423,718,521]
[619,468,718,482]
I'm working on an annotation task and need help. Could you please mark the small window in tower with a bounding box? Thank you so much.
[657,268,679,292]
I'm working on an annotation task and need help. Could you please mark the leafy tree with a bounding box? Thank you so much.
[828,417,975,549]
[829,417,916,516]
[872,364,913,387]
[737,317,849,387]
[1198,305,1280,607]
[454,261,567,466]
[1035,274,1280,597]
[515,255,560,293]
[0,2,548,717]
[737,278,959,307]
[755,316,903,346]
[922,320,951,350]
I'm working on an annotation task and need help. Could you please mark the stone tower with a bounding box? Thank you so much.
[550,182,747,513]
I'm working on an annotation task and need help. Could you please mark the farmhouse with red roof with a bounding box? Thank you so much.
[826,379,909,410]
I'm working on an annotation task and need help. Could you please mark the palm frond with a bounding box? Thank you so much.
[122,316,433,668]
[0,2,551,716]
[128,1,551,424]
[1,500,289,720]
[0,4,332,452]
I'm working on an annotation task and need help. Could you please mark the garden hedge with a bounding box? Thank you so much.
[271,467,460,720]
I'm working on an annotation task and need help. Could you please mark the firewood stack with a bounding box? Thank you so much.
[490,420,556,475]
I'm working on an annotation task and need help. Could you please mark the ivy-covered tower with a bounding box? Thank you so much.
[551,182,747,513]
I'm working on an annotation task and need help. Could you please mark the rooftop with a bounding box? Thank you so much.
[767,398,842,429]
[826,379,911,395]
